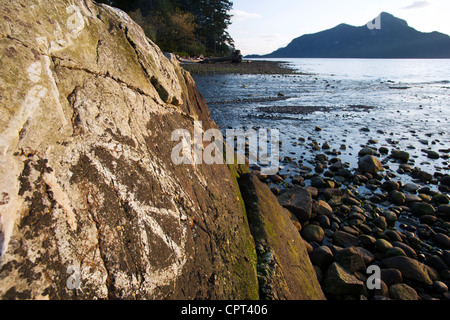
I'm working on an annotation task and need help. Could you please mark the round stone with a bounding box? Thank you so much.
[302,225,325,243]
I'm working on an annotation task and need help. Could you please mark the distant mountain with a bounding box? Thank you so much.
[249,12,450,58]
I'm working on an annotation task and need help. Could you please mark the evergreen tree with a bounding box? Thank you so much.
[96,0,234,56]
[197,0,234,54]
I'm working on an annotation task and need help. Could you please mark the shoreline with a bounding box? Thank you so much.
[181,60,307,75]
[258,136,450,300]
[191,59,450,300]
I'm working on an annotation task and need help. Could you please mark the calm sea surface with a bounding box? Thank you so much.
[192,58,450,183]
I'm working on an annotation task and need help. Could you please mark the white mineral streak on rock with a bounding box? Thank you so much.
[0,161,23,258]
[0,2,86,263]
[0,62,46,156]
[27,61,43,84]
[43,171,77,231]
[47,5,85,54]
[1,0,226,298]
[101,4,130,22]
[86,149,188,290]
[0,58,47,258]
[43,55,68,128]
[51,180,109,299]
[66,4,85,38]
[101,4,183,106]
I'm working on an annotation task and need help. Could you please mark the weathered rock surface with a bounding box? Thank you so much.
[411,203,436,217]
[391,150,410,163]
[358,155,383,175]
[382,257,434,286]
[302,225,325,244]
[335,247,366,273]
[323,262,365,296]
[312,200,333,216]
[380,268,403,286]
[0,0,253,300]
[389,283,419,300]
[309,246,334,268]
[0,0,325,300]
[333,230,360,247]
[434,233,450,249]
[277,186,313,222]
[238,174,325,300]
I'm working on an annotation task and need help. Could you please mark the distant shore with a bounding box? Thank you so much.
[181,60,305,75]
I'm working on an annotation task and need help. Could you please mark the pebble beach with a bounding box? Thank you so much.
[187,59,450,300]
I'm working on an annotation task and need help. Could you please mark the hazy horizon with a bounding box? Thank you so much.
[229,0,450,56]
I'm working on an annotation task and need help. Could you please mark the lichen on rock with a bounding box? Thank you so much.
[0,0,323,300]
[0,0,259,300]
[238,173,325,300]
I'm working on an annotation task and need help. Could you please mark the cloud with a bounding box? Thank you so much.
[401,1,432,9]
[230,9,262,22]
[257,34,286,41]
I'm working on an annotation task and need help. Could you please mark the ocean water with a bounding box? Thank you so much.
[192,58,450,185]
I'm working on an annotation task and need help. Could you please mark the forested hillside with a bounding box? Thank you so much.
[98,0,234,56]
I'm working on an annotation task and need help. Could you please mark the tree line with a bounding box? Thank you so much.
[97,0,234,56]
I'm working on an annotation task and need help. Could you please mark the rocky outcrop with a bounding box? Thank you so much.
[0,0,323,299]
[239,174,325,300]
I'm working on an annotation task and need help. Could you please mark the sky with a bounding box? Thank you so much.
[228,0,450,55]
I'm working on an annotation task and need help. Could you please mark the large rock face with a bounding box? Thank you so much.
[239,174,325,300]
[0,0,323,300]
